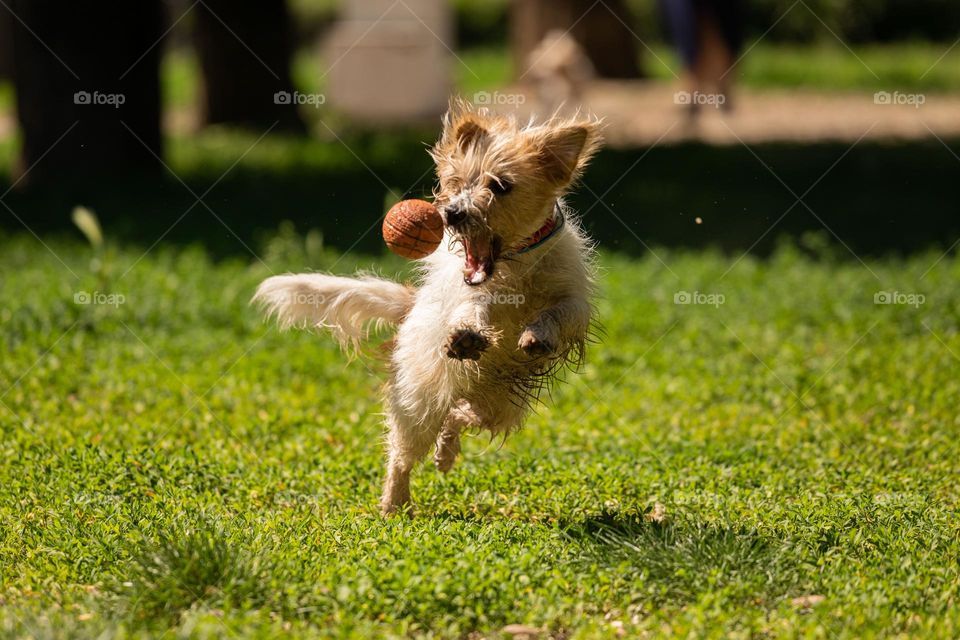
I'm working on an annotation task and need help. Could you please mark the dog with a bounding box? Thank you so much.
[254,100,602,515]
[525,30,595,112]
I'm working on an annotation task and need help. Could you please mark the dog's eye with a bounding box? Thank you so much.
[489,178,513,197]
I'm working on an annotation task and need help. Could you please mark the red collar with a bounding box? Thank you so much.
[510,203,565,255]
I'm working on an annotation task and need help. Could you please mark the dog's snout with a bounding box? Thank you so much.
[442,204,468,227]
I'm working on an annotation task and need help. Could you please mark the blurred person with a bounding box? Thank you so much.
[660,0,743,115]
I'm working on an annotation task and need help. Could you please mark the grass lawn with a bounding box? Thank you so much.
[310,41,960,100]
[3,126,958,262]
[1,37,958,115]
[644,41,960,93]
[2,223,960,638]
[148,40,960,116]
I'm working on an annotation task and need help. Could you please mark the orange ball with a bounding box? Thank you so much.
[382,199,444,259]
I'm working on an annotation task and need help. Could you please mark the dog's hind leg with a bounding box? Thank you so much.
[434,399,480,473]
[433,423,461,473]
[380,408,437,516]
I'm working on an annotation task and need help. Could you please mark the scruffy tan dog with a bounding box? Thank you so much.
[255,101,602,514]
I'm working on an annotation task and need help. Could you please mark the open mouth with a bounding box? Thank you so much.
[462,235,501,286]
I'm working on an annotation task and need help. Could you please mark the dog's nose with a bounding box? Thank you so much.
[442,204,467,227]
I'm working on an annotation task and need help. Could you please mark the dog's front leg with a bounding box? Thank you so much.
[445,294,497,361]
[519,296,591,358]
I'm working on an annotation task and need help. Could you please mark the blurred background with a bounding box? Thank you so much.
[0,0,958,259]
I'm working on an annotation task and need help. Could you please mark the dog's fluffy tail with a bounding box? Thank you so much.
[253,274,415,349]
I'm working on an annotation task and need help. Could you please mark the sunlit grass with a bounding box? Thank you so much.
[2,227,960,637]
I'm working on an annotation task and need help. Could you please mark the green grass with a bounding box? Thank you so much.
[2,225,960,638]
[444,41,960,94]
[0,82,12,114]
[159,45,514,114]
[1,39,956,117]
[646,41,960,92]
[464,41,960,94]
[455,46,515,98]
[4,125,958,261]
[151,40,960,114]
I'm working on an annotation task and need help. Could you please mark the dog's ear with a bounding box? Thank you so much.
[454,119,488,152]
[536,123,602,185]
[440,98,489,153]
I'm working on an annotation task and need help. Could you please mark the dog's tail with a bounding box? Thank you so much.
[253,273,415,349]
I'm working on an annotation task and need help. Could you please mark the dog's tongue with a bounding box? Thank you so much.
[464,237,493,286]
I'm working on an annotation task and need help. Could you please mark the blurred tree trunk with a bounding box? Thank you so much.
[0,10,12,80]
[9,0,164,185]
[511,0,642,79]
[193,0,305,133]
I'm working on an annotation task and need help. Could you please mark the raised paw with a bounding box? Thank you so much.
[446,328,489,361]
[518,328,555,358]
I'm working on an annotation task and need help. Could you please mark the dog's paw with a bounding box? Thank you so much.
[446,328,490,361]
[380,500,414,518]
[518,328,555,358]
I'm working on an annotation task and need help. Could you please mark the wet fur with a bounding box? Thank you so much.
[254,100,603,515]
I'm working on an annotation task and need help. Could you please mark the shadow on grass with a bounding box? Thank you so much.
[2,130,958,260]
[566,510,804,607]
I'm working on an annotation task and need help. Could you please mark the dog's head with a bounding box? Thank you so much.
[430,99,602,285]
